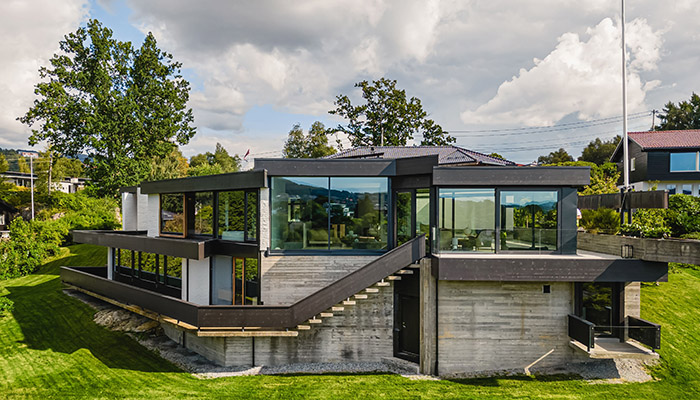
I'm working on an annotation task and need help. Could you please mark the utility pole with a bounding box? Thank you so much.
[621,0,629,190]
[20,151,38,220]
[651,109,657,130]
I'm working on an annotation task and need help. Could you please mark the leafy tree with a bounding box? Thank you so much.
[538,148,574,164]
[17,157,30,173]
[188,143,240,176]
[283,121,337,158]
[547,161,619,195]
[18,19,195,197]
[329,78,455,147]
[656,93,700,130]
[488,152,505,160]
[148,145,189,181]
[0,154,7,174]
[579,136,621,165]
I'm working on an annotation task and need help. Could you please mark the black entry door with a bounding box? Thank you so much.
[578,282,623,338]
[394,270,420,362]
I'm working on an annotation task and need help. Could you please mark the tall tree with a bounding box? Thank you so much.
[329,78,455,147]
[578,136,621,165]
[283,121,337,158]
[147,145,188,181]
[187,143,241,176]
[538,148,574,165]
[0,154,8,174]
[17,157,30,174]
[656,93,700,130]
[18,19,195,197]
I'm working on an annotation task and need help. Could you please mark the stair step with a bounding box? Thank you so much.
[365,288,379,293]
[331,306,345,312]
[408,263,421,269]
[343,300,356,305]
[308,318,322,324]
[354,294,368,300]
[386,276,402,281]
[376,281,390,287]
[320,312,333,318]
[396,269,413,275]
[297,325,311,330]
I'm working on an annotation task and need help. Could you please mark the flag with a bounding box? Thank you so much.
[243,149,250,160]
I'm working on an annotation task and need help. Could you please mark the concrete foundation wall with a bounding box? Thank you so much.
[260,255,379,305]
[436,281,578,376]
[162,283,394,367]
[624,282,641,318]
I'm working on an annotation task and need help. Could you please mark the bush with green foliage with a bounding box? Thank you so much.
[666,194,700,236]
[0,296,14,314]
[581,208,620,234]
[0,218,62,279]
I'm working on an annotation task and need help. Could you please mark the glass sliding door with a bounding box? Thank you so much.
[211,256,259,305]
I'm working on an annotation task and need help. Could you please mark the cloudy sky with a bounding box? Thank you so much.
[2,0,698,164]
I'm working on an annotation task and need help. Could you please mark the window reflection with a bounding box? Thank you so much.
[438,189,495,252]
[500,191,558,251]
[271,177,329,250]
[194,192,213,235]
[396,192,412,246]
[330,177,388,250]
[160,193,185,236]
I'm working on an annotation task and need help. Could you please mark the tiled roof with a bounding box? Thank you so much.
[629,130,700,149]
[326,146,515,166]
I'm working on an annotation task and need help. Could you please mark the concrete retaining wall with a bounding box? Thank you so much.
[578,232,700,265]
[260,255,379,305]
[436,281,579,376]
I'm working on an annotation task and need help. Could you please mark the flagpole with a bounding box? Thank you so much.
[622,0,629,189]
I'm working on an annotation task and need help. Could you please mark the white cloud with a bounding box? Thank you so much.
[0,0,88,149]
[460,17,663,126]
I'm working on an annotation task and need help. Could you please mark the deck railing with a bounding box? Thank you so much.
[568,314,595,351]
[628,316,661,350]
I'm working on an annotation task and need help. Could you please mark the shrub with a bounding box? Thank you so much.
[667,194,700,236]
[581,208,620,234]
[620,222,670,238]
[0,296,14,314]
[0,218,61,279]
[680,232,700,240]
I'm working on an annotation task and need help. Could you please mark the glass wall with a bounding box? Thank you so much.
[500,190,558,251]
[210,256,260,305]
[218,190,257,241]
[416,189,430,241]
[396,192,412,246]
[194,192,213,235]
[160,193,185,236]
[270,177,388,251]
[438,189,496,252]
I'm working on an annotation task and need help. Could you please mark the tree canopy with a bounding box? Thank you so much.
[578,136,621,165]
[188,143,240,176]
[537,148,573,164]
[18,19,196,197]
[283,121,336,158]
[329,78,455,147]
[657,93,700,130]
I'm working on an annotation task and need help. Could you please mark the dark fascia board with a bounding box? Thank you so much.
[73,230,260,260]
[140,169,267,194]
[434,256,668,282]
[256,158,396,176]
[394,155,439,175]
[432,166,591,187]
[119,185,138,194]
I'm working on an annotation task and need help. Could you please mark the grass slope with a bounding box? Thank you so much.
[0,244,699,399]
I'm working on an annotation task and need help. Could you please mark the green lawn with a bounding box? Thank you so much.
[1,244,699,399]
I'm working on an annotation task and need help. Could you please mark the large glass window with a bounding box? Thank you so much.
[210,256,259,305]
[193,192,213,235]
[500,191,558,251]
[438,189,495,252]
[670,152,698,172]
[271,177,329,250]
[218,190,257,241]
[270,176,388,251]
[160,193,185,236]
[330,177,388,250]
[396,192,413,246]
[416,189,431,242]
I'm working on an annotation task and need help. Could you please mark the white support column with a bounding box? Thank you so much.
[107,247,114,280]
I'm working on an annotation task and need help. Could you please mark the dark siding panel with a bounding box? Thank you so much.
[560,187,578,254]
[647,150,700,181]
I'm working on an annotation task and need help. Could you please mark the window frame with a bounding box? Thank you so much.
[214,189,258,243]
[159,193,187,238]
[435,186,562,255]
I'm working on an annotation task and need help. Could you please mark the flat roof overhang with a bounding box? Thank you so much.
[73,230,258,260]
[255,154,439,177]
[432,166,591,186]
[139,169,267,194]
[433,251,667,282]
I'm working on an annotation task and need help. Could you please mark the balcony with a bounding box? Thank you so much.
[568,314,660,360]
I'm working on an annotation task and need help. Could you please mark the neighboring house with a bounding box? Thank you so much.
[326,145,516,166]
[62,149,666,376]
[1,171,87,193]
[0,199,18,238]
[611,129,700,194]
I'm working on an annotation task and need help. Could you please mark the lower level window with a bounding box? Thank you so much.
[211,256,259,305]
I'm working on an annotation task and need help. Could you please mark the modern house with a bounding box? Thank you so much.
[1,171,88,193]
[611,129,700,194]
[62,146,667,376]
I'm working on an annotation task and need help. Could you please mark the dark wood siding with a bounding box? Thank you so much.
[647,150,700,181]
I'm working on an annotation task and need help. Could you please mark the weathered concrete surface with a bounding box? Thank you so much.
[162,283,394,367]
[419,258,436,375]
[260,255,379,305]
[624,282,641,319]
[578,232,700,265]
[436,281,579,376]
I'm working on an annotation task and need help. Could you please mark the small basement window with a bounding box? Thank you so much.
[543,284,551,294]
